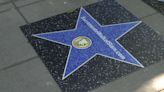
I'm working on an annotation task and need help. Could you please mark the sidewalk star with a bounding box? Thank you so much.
[33,8,144,80]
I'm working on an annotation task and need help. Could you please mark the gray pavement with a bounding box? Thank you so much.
[0,0,163,92]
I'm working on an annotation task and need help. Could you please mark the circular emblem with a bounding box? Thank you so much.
[72,36,92,49]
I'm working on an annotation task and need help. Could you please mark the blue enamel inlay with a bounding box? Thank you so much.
[33,8,144,80]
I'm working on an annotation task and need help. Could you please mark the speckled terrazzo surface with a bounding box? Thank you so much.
[143,0,164,15]
[20,0,164,92]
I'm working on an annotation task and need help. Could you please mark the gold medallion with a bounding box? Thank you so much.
[72,36,92,49]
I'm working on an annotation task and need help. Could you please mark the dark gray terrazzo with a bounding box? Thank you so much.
[143,0,164,15]
[20,0,164,92]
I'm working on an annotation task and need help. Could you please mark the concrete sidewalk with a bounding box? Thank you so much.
[0,0,163,92]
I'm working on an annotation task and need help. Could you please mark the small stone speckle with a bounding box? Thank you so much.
[64,1,67,5]
[46,81,53,86]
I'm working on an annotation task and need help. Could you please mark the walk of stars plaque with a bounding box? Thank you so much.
[143,0,164,15]
[21,0,164,92]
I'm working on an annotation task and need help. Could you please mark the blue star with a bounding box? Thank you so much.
[33,8,144,80]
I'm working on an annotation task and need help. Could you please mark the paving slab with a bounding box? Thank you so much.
[143,0,164,15]
[0,0,163,92]
[0,58,61,92]
[14,0,44,7]
[0,8,37,70]
[92,61,164,92]
[116,0,157,18]
[21,0,164,92]
[0,0,10,5]
[142,13,164,35]
[0,3,14,13]
[0,0,41,7]
[19,0,99,23]
[0,0,20,5]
